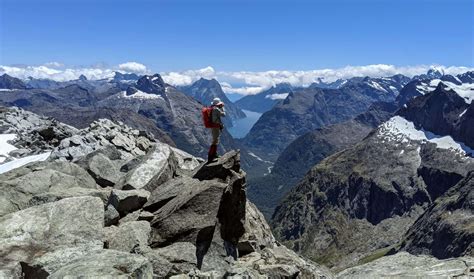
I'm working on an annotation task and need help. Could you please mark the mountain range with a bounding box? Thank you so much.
[271,77,474,269]
[1,68,473,277]
[242,75,411,160]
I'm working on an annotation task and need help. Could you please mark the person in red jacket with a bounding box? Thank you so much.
[208,97,226,162]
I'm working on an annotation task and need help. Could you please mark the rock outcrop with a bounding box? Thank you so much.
[0,107,77,161]
[0,110,330,278]
[336,252,473,278]
[399,171,474,258]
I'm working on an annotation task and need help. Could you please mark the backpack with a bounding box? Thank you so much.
[201,106,220,128]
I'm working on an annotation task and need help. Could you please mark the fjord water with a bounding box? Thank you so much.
[228,109,262,138]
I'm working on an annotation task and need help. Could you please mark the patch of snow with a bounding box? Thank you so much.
[0,134,18,157]
[119,90,164,100]
[0,152,51,174]
[415,82,436,95]
[0,89,18,92]
[378,116,474,156]
[459,109,468,118]
[368,81,387,93]
[265,93,289,100]
[414,80,474,104]
[440,81,474,104]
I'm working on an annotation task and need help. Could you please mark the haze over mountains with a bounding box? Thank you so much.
[1,65,473,277]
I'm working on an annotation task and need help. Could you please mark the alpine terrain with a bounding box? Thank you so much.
[272,76,474,271]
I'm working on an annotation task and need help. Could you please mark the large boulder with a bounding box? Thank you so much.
[138,242,198,278]
[0,161,98,217]
[76,146,123,187]
[108,189,150,216]
[170,146,203,171]
[119,143,178,191]
[336,252,473,278]
[236,245,333,279]
[0,197,104,272]
[48,249,153,278]
[193,150,241,181]
[104,221,151,253]
[149,179,227,247]
[238,201,276,256]
[144,176,200,212]
[148,150,247,271]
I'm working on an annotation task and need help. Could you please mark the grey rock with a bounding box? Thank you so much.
[0,262,22,279]
[0,161,98,217]
[108,189,150,216]
[78,149,122,187]
[193,150,241,181]
[239,201,276,255]
[20,245,102,278]
[0,107,77,160]
[104,204,120,226]
[104,221,151,252]
[48,249,153,278]
[149,179,227,247]
[28,186,111,207]
[119,209,142,224]
[138,210,154,222]
[140,242,198,277]
[50,118,154,162]
[336,252,473,278]
[120,143,178,192]
[144,176,199,213]
[257,264,300,278]
[136,136,152,151]
[149,151,247,271]
[170,146,203,171]
[0,197,104,267]
[236,246,333,279]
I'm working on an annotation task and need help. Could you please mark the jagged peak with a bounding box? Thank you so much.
[135,74,166,94]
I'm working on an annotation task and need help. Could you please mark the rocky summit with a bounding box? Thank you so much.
[0,108,332,278]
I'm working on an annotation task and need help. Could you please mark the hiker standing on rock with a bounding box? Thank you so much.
[202,97,226,162]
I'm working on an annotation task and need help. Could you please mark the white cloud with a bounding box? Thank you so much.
[160,66,216,86]
[0,61,150,81]
[0,65,116,81]
[265,93,289,100]
[160,64,473,95]
[118,62,148,73]
[1,63,472,96]
[43,62,64,68]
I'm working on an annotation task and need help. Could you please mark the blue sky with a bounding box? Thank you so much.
[1,0,472,72]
